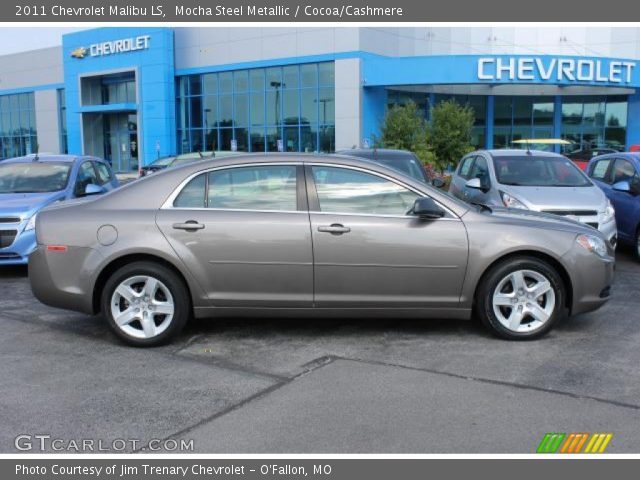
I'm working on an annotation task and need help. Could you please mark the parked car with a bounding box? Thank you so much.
[139,151,244,177]
[336,148,431,184]
[566,147,618,171]
[0,154,118,265]
[587,153,640,259]
[29,154,613,346]
[449,150,617,247]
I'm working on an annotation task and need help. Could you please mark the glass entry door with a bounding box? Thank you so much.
[103,113,138,173]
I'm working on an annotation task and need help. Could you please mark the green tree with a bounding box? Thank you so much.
[429,100,475,172]
[377,101,434,164]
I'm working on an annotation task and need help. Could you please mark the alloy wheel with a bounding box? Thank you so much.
[110,275,175,339]
[492,269,556,333]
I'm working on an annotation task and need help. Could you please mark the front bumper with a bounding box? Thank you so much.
[0,227,36,266]
[562,245,615,316]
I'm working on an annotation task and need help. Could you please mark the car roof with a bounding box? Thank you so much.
[590,152,640,162]
[2,154,95,164]
[479,149,566,159]
[336,148,416,159]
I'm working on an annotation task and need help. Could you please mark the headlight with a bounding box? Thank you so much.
[576,234,608,258]
[24,213,37,231]
[500,191,528,209]
[601,198,615,223]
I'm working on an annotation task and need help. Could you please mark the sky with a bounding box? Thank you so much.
[0,28,87,55]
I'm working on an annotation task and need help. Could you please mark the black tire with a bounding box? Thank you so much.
[101,261,190,347]
[476,256,565,340]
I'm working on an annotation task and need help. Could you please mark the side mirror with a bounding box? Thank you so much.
[84,183,105,196]
[431,178,446,189]
[465,177,482,189]
[612,180,631,193]
[410,197,445,220]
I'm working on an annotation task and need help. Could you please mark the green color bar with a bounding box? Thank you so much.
[537,433,566,453]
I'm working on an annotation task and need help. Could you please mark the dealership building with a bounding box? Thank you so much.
[1,27,640,172]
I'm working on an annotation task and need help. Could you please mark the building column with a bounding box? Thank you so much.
[627,90,640,149]
[362,86,387,147]
[34,89,61,154]
[334,58,362,150]
[486,95,494,149]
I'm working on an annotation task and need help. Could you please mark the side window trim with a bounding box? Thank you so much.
[167,162,304,213]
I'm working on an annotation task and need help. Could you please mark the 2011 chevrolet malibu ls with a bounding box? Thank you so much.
[28,154,614,347]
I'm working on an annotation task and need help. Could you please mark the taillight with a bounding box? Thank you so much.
[46,245,68,252]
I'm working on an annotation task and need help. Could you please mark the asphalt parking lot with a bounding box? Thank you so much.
[1,248,639,453]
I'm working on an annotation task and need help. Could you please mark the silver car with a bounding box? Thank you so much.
[29,154,614,347]
[449,150,618,247]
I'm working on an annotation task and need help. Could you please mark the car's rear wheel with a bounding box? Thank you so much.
[101,261,190,347]
[476,257,565,340]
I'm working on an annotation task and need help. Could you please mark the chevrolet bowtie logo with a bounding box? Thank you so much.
[70,47,88,59]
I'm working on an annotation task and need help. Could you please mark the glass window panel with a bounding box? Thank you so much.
[606,102,627,128]
[234,70,249,93]
[283,65,299,89]
[562,101,583,125]
[590,158,612,182]
[190,129,203,152]
[189,97,203,128]
[205,129,218,151]
[300,64,318,88]
[233,128,249,152]
[19,110,29,130]
[318,63,335,86]
[219,72,233,94]
[204,96,218,128]
[251,92,265,126]
[283,90,299,124]
[283,126,299,152]
[300,124,318,153]
[532,98,554,126]
[177,97,188,130]
[266,126,280,152]
[605,128,626,150]
[266,90,281,125]
[177,130,189,153]
[250,69,265,91]
[318,87,335,124]
[219,95,233,126]
[10,95,19,111]
[126,81,136,103]
[189,75,202,96]
[19,94,30,110]
[494,97,512,126]
[174,173,206,208]
[220,128,233,150]
[266,67,282,89]
[203,73,218,96]
[250,128,265,152]
[301,88,318,125]
[513,97,532,126]
[583,100,605,127]
[312,166,419,215]
[234,94,249,126]
[319,125,335,152]
[207,165,297,211]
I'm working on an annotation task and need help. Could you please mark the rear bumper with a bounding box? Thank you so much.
[562,246,615,316]
[28,245,100,314]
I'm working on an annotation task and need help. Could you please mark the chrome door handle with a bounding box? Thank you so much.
[172,221,205,231]
[318,224,351,235]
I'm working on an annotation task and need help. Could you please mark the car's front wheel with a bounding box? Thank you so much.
[476,256,565,340]
[101,261,190,347]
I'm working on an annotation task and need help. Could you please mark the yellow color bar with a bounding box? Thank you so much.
[584,433,614,453]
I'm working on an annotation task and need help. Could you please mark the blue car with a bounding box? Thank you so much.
[0,154,118,265]
[587,152,640,258]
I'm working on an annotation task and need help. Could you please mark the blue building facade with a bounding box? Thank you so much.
[2,27,640,171]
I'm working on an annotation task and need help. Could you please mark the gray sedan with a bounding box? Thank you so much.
[29,154,614,347]
[449,150,618,246]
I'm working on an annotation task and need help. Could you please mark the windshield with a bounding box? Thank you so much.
[374,156,429,183]
[0,162,71,193]
[493,156,591,187]
[150,156,176,167]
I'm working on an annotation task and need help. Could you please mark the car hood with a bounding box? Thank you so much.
[479,205,601,237]
[501,185,605,212]
[0,191,66,219]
